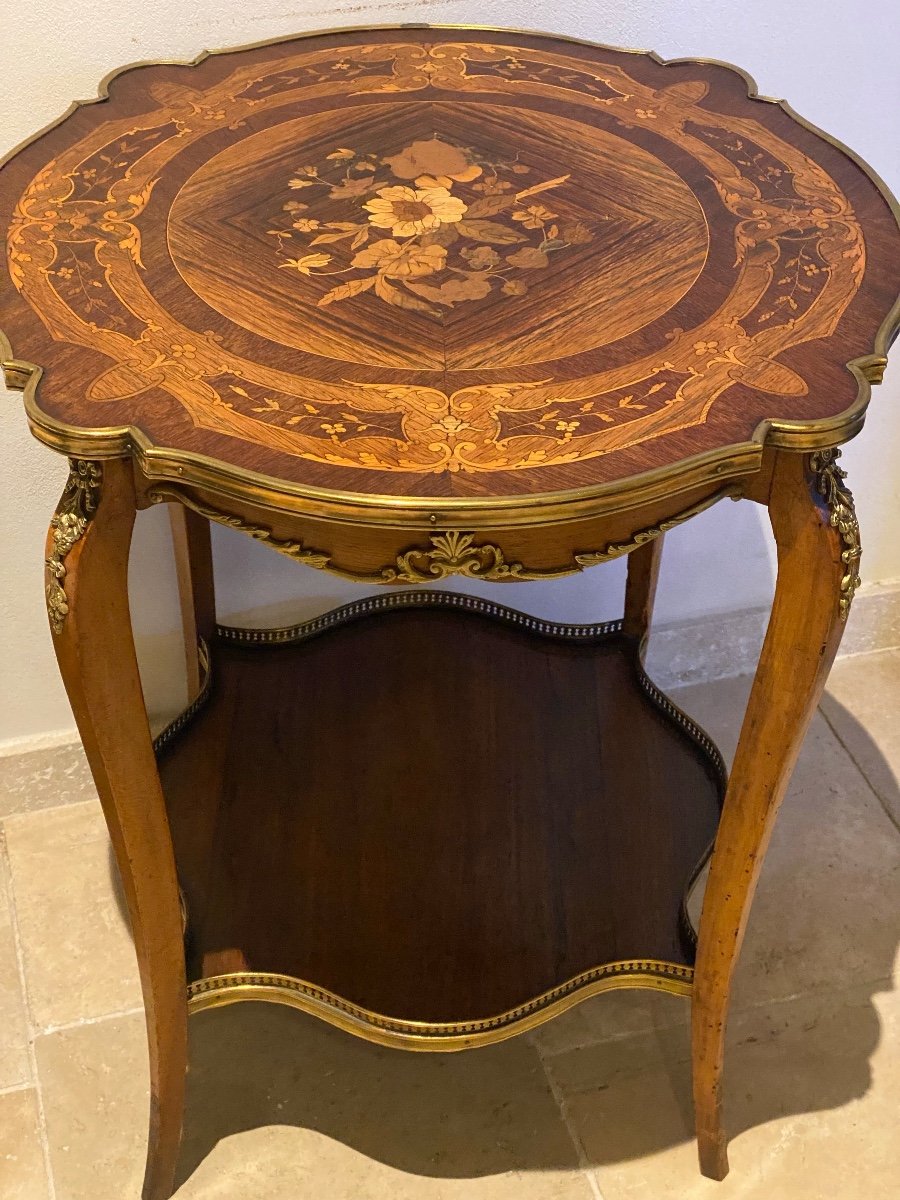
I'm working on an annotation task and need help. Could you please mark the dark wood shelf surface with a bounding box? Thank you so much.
[156,592,725,1034]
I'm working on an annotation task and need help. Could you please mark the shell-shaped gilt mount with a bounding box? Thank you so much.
[385,531,539,583]
[811,448,861,621]
[46,459,102,634]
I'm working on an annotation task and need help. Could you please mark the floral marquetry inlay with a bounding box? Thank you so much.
[268,135,595,317]
[2,29,897,507]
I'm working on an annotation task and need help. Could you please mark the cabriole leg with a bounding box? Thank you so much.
[623,534,664,651]
[47,458,187,1200]
[691,448,858,1178]
[168,503,216,701]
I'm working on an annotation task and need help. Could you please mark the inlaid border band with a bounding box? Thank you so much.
[2,24,897,528]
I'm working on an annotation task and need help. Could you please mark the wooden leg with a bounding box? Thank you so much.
[47,459,187,1200]
[691,449,858,1179]
[168,504,216,701]
[623,534,664,647]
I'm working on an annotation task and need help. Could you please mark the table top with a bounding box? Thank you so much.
[2,26,899,522]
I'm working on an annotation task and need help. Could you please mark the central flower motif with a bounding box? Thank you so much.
[352,239,447,278]
[364,185,467,237]
[382,138,482,183]
[267,133,596,319]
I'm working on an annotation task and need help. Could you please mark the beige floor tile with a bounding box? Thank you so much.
[34,1003,594,1199]
[4,801,142,1030]
[175,1004,593,1198]
[820,649,900,828]
[533,673,900,1056]
[0,849,30,1090]
[529,989,689,1058]
[674,674,900,1006]
[0,1088,49,1200]
[0,742,96,819]
[35,1011,148,1200]
[548,980,898,1199]
[177,1130,593,1200]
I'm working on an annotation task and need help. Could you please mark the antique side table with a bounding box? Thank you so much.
[2,26,898,1199]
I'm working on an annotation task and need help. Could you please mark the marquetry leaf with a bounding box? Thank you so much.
[456,219,526,245]
[406,275,493,305]
[374,273,439,315]
[317,276,376,306]
[514,174,571,200]
[309,230,358,244]
[506,247,550,269]
[465,195,515,218]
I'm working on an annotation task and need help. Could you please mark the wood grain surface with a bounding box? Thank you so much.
[2,28,898,506]
[157,606,724,1024]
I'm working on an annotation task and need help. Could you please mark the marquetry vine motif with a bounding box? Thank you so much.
[6,39,868,479]
[810,448,861,621]
[268,136,595,317]
[45,459,102,634]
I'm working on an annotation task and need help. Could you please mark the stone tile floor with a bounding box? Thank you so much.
[0,658,898,1199]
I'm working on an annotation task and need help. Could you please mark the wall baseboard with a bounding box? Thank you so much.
[4,580,900,760]
[646,579,900,691]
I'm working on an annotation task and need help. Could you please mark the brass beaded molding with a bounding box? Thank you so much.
[217,589,624,645]
[186,959,695,1051]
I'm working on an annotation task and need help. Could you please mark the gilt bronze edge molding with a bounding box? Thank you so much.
[187,960,694,1051]
[574,490,731,568]
[45,458,102,634]
[14,375,761,528]
[148,486,737,583]
[8,360,891,529]
[810,448,862,621]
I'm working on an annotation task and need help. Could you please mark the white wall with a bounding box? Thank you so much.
[1,0,898,746]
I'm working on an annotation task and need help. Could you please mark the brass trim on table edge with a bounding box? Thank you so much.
[2,23,898,525]
[187,961,693,1052]
[148,485,735,583]
[4,363,761,528]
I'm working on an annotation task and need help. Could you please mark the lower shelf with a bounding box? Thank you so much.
[156,591,726,1047]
